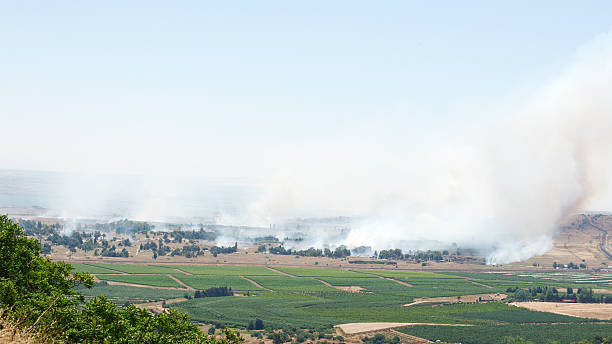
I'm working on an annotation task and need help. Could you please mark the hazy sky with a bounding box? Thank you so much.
[1,1,612,177]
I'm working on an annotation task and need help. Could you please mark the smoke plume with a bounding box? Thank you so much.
[245,33,612,264]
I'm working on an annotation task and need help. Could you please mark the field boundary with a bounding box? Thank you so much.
[101,280,187,290]
[168,274,194,290]
[239,276,272,291]
[266,267,296,277]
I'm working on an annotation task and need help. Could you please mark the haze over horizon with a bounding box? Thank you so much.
[3,2,612,263]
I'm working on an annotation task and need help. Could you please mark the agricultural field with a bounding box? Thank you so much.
[445,271,612,290]
[173,275,262,291]
[86,263,182,275]
[96,274,184,288]
[400,323,612,344]
[75,283,188,305]
[248,276,338,292]
[73,263,612,343]
[70,263,119,274]
[274,267,371,278]
[161,264,277,276]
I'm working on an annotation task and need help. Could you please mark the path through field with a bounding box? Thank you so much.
[168,274,194,290]
[239,276,273,291]
[586,216,612,260]
[311,277,365,293]
[173,268,192,275]
[266,267,296,277]
[101,280,187,290]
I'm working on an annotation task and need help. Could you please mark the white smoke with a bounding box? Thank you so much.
[245,32,612,264]
[7,33,612,265]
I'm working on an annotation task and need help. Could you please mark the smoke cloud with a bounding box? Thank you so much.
[244,33,612,264]
[5,33,612,265]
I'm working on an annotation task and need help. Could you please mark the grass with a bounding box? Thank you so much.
[86,263,181,274]
[247,276,338,292]
[96,274,183,288]
[307,301,589,325]
[70,263,118,274]
[399,323,612,344]
[274,267,372,277]
[76,283,187,305]
[163,265,277,276]
[78,261,612,342]
[173,275,261,291]
[354,269,461,279]
[172,292,338,329]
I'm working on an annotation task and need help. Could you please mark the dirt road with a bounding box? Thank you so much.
[585,216,612,260]
[239,276,273,291]
[311,278,365,293]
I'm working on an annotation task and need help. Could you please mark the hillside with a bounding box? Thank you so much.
[512,214,612,269]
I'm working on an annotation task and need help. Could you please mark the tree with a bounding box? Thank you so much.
[255,318,264,330]
[0,215,93,331]
[0,215,244,344]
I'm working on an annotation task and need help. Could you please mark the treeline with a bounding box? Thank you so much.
[89,219,154,234]
[264,245,351,258]
[17,219,60,236]
[169,227,217,242]
[0,215,242,344]
[553,261,587,269]
[47,231,131,257]
[95,245,130,257]
[195,286,234,298]
[210,243,238,256]
[377,248,451,262]
[349,260,397,265]
[508,286,611,303]
[170,244,203,258]
[139,239,171,259]
[247,319,265,330]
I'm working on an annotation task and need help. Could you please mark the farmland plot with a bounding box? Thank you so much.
[96,274,184,288]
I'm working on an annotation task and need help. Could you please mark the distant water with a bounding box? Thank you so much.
[0,169,259,221]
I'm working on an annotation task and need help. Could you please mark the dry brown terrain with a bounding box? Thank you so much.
[134,297,187,314]
[510,214,612,269]
[511,302,612,320]
[404,293,506,306]
[335,322,471,335]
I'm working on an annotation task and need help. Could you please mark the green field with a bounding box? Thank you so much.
[400,323,612,344]
[174,275,261,291]
[70,263,119,274]
[87,263,181,274]
[76,283,187,305]
[274,267,371,277]
[77,263,612,343]
[96,274,184,288]
[163,265,277,276]
[248,276,338,292]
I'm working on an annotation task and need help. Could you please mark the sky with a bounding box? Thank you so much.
[2,1,612,177]
[3,2,612,262]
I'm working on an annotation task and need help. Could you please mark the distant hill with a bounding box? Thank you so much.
[513,214,612,270]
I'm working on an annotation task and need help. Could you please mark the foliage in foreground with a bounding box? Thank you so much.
[0,215,242,344]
